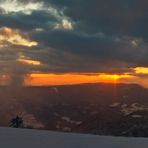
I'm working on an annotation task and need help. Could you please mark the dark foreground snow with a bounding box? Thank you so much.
[0,127,148,148]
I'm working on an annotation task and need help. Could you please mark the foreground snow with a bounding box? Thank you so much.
[0,127,148,148]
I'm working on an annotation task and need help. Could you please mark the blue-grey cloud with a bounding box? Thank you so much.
[0,0,148,79]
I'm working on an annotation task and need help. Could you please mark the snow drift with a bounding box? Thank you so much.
[0,127,148,148]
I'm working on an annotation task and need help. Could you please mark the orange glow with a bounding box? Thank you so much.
[24,73,133,86]
[134,67,148,74]
[99,74,120,84]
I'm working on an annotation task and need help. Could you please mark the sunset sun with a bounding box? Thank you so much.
[113,74,120,83]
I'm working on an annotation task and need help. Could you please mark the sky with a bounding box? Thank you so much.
[0,0,148,87]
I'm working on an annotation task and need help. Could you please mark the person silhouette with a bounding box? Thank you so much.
[10,115,23,128]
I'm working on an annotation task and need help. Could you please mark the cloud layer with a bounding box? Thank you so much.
[0,0,148,85]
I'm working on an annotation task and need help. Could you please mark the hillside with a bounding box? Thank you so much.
[1,83,148,136]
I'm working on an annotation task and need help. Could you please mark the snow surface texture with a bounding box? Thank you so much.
[0,127,148,148]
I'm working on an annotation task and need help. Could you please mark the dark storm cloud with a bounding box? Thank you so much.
[47,0,148,36]
[0,10,58,31]
[36,0,148,69]
[31,29,148,68]
[1,0,148,75]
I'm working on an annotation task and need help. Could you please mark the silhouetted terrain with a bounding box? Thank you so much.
[1,83,148,137]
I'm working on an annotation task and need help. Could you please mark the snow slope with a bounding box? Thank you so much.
[0,127,148,148]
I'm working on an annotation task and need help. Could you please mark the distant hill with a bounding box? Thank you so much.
[1,83,148,137]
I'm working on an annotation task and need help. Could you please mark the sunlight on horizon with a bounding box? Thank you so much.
[24,73,133,86]
[134,67,148,74]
